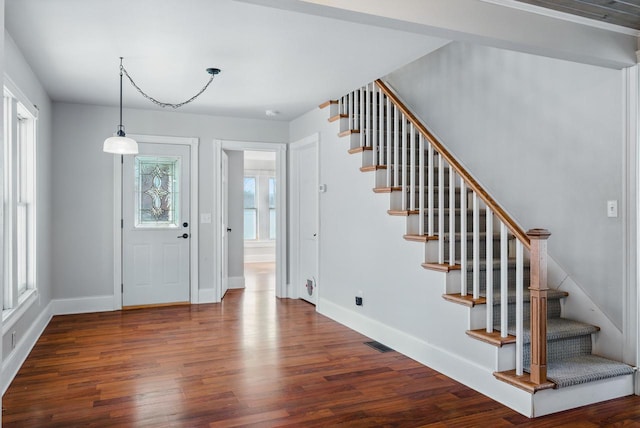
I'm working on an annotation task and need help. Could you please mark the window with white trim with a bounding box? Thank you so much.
[3,84,37,314]
[243,174,275,241]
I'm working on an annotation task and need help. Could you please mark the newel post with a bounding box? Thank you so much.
[527,228,551,384]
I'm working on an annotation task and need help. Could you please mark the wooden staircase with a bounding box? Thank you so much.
[319,80,635,416]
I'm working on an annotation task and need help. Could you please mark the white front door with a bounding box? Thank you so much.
[292,138,319,304]
[122,142,191,307]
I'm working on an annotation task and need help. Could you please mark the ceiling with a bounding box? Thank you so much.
[5,1,637,122]
[4,0,450,121]
[514,0,640,30]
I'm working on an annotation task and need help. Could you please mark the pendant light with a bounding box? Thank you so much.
[103,57,138,154]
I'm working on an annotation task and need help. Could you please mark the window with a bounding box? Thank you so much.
[3,84,37,314]
[243,174,275,241]
[244,176,257,239]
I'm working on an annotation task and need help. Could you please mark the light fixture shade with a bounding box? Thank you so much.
[103,135,138,154]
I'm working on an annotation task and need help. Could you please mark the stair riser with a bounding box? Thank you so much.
[491,300,562,327]
[388,189,463,211]
[523,335,592,368]
[465,265,531,294]
[419,211,487,235]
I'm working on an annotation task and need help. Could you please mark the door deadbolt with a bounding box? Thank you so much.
[183,222,189,228]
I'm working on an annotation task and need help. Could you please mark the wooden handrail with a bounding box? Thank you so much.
[375,79,531,250]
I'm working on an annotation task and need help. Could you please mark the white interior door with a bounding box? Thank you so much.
[122,142,191,307]
[293,139,319,304]
[221,150,229,298]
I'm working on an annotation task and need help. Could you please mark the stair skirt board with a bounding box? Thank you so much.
[318,297,635,418]
[532,374,634,417]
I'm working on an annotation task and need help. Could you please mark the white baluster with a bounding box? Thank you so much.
[460,178,467,295]
[500,223,508,338]
[449,168,455,266]
[410,124,416,212]
[393,105,399,188]
[379,89,385,166]
[427,143,434,236]
[386,98,392,187]
[338,97,343,117]
[472,192,479,300]
[516,240,524,376]
[401,115,407,211]
[486,208,494,333]
[371,84,377,164]
[349,91,354,130]
[359,87,365,147]
[418,134,425,237]
[438,156,444,264]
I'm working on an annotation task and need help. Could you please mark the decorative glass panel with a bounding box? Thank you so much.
[135,156,180,227]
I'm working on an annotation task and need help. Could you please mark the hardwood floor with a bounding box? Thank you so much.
[3,265,640,427]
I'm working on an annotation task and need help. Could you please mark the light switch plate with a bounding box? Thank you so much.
[607,200,618,218]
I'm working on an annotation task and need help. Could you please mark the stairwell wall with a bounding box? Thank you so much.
[385,42,624,334]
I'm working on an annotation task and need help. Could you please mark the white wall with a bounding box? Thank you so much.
[385,42,624,330]
[51,103,288,302]
[2,31,53,375]
[290,106,446,337]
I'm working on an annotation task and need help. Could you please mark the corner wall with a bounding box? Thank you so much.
[2,30,54,393]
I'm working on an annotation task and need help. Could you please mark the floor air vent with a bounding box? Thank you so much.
[364,341,394,353]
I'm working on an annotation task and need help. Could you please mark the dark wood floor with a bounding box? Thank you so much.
[3,263,640,427]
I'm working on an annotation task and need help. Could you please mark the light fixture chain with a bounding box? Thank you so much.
[121,65,216,109]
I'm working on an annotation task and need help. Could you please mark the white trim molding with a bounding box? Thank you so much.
[112,134,200,307]
[289,133,320,302]
[622,65,640,394]
[213,139,288,301]
[1,301,52,395]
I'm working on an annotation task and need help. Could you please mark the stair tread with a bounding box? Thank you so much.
[542,355,635,389]
[487,288,569,303]
[445,289,568,308]
[468,317,599,348]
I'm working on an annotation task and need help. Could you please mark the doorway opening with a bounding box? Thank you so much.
[214,140,287,302]
[243,150,277,294]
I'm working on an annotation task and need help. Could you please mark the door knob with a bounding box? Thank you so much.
[178,233,189,239]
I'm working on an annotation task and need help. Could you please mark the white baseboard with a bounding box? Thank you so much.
[1,301,53,395]
[317,297,534,417]
[51,295,115,315]
[228,276,245,289]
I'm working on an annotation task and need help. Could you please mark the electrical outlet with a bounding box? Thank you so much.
[355,290,363,306]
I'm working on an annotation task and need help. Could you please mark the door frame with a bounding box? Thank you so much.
[112,134,199,310]
[289,133,320,301]
[213,139,288,301]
